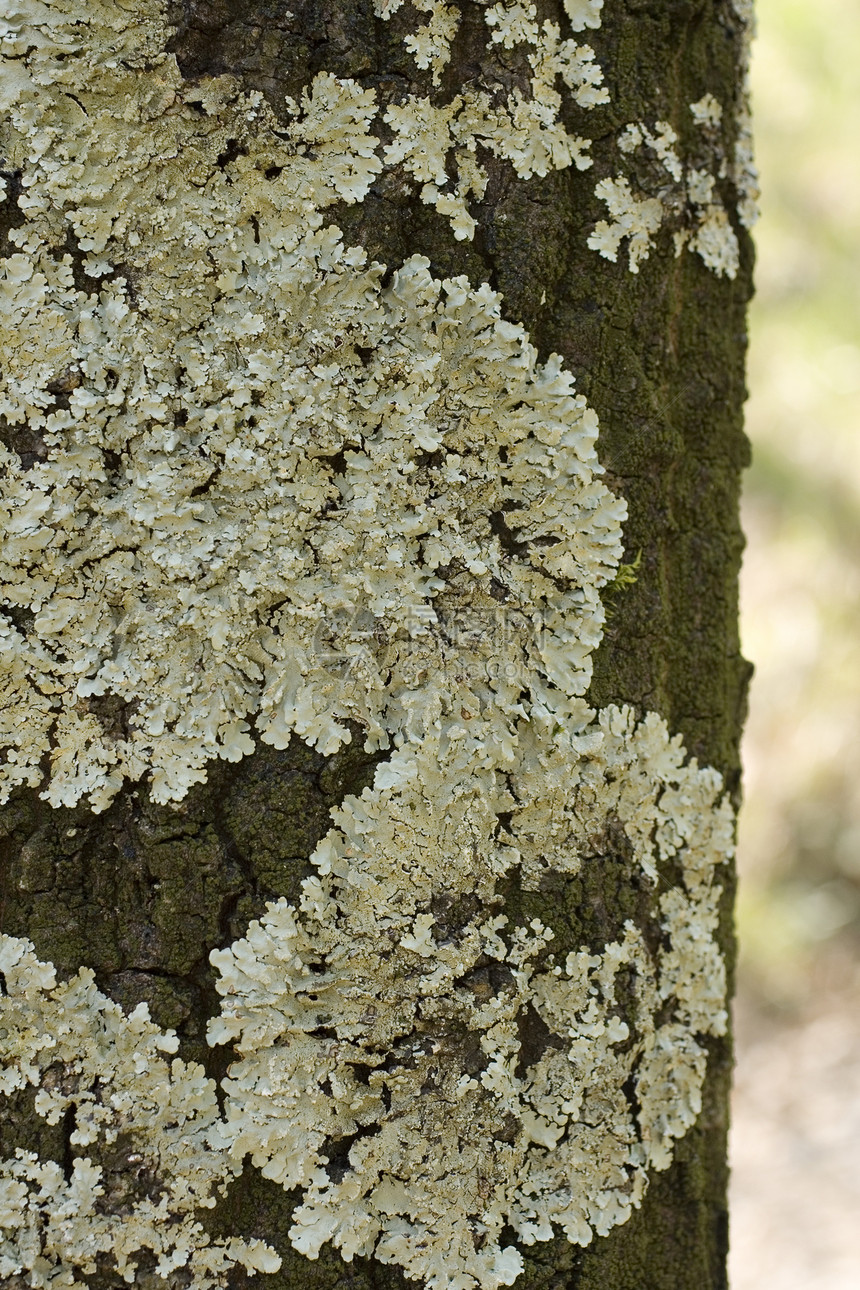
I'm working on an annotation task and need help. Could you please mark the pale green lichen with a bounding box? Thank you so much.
[682,168,741,280]
[374,0,608,238]
[401,0,460,85]
[0,935,280,1288]
[563,0,604,31]
[690,93,723,130]
[619,120,684,182]
[591,116,741,278]
[0,0,622,811]
[0,3,736,1288]
[0,720,734,1290]
[730,0,760,230]
[587,176,664,274]
[208,706,731,1290]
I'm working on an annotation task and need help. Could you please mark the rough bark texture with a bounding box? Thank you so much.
[0,2,752,1287]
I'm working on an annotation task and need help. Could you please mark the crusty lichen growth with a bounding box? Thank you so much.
[0,2,738,1288]
[0,935,280,1287]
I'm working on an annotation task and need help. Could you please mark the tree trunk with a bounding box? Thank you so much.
[0,3,752,1289]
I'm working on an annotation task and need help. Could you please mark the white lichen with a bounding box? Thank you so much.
[208,707,731,1289]
[682,168,741,279]
[402,0,460,85]
[593,115,741,278]
[283,72,383,201]
[619,119,684,182]
[563,0,604,31]
[0,1,623,811]
[0,935,280,1288]
[587,177,664,273]
[376,0,607,237]
[730,0,760,230]
[690,93,723,130]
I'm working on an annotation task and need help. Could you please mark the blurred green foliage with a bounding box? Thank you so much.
[738,0,860,1008]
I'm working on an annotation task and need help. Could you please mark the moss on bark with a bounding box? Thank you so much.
[0,2,752,1285]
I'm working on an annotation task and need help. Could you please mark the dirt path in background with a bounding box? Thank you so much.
[730,967,860,1288]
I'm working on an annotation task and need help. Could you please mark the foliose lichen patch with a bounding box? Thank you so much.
[0,705,732,1290]
[730,0,760,231]
[589,114,743,279]
[0,934,281,1287]
[208,707,731,1289]
[372,0,609,239]
[0,0,623,812]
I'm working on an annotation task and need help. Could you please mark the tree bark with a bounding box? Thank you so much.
[0,2,751,1287]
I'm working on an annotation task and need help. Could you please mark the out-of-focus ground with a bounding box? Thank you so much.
[730,0,860,1285]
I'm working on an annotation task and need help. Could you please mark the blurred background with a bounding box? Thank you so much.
[729,0,860,1285]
